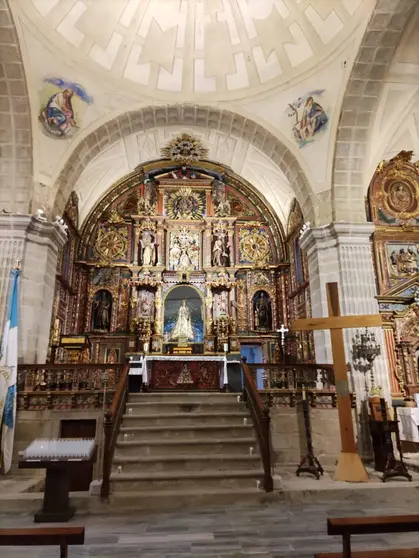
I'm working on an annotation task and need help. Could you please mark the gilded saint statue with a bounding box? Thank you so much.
[170,300,194,341]
[139,231,156,266]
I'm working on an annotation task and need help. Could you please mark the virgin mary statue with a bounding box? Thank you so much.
[170,300,194,341]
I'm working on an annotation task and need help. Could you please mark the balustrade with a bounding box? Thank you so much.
[16,364,123,411]
[244,363,335,391]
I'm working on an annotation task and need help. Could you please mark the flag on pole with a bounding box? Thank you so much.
[0,265,20,473]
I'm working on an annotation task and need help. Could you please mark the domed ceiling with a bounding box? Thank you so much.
[21,0,367,100]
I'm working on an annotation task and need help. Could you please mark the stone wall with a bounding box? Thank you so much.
[13,410,104,480]
[270,404,356,470]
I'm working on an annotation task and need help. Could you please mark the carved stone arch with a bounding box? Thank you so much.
[52,105,315,223]
[0,1,33,213]
[332,0,416,223]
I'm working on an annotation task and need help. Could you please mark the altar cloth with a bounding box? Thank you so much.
[397,407,419,442]
[129,355,228,388]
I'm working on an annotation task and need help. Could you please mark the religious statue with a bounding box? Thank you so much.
[254,291,272,330]
[169,240,182,268]
[179,250,193,271]
[170,300,194,341]
[214,199,231,218]
[91,290,112,331]
[139,231,156,266]
[212,233,229,267]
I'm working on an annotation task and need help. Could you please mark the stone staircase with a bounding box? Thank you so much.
[109,391,264,510]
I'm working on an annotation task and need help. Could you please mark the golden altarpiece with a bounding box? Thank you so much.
[368,151,419,397]
[48,135,315,388]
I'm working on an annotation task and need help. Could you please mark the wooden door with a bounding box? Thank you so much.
[60,419,96,491]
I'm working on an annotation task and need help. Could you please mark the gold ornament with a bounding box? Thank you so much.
[95,228,127,261]
[166,187,204,220]
[239,229,271,264]
[161,133,208,164]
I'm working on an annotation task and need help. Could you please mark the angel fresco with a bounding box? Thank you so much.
[39,78,93,139]
[287,90,328,147]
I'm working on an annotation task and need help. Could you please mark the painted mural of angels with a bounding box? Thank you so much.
[287,90,328,147]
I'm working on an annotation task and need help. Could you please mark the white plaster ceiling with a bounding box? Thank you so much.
[75,126,294,226]
[18,0,369,100]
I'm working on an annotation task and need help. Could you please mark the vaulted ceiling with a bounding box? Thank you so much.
[2,0,416,227]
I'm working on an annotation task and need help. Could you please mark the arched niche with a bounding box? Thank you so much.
[91,289,112,332]
[163,285,204,349]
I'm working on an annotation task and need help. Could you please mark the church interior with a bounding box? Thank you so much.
[1,0,419,556]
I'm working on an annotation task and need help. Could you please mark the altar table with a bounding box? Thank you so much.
[397,407,419,443]
[129,355,228,390]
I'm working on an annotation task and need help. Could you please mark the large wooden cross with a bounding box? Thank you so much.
[291,282,383,482]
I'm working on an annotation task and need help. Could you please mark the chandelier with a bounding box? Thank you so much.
[351,328,381,397]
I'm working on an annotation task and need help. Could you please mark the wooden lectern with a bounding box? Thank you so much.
[19,438,97,523]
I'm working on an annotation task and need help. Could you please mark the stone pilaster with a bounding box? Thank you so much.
[0,215,67,363]
[300,223,391,404]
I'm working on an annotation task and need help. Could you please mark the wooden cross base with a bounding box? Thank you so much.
[291,282,383,484]
[335,452,369,483]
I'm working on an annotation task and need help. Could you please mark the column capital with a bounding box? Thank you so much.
[300,222,375,252]
[0,214,68,251]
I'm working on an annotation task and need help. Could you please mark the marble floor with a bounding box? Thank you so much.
[2,500,419,558]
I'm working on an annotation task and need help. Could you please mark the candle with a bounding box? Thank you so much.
[243,418,247,425]
[223,343,229,353]
[250,446,254,455]
[128,408,132,415]
[302,388,306,401]
[117,466,122,473]
[237,395,241,402]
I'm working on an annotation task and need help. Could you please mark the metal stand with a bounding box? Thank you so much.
[296,388,324,480]
[380,398,412,483]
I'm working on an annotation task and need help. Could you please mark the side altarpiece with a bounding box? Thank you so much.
[369,150,419,397]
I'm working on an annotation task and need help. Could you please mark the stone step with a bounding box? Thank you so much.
[118,424,254,442]
[110,469,263,492]
[112,453,261,473]
[115,437,258,457]
[121,411,250,427]
[107,487,266,512]
[125,401,246,414]
[128,392,241,404]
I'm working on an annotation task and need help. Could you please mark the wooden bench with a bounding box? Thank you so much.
[0,526,85,558]
[314,516,419,558]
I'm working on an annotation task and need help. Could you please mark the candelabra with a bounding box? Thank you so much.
[351,327,381,398]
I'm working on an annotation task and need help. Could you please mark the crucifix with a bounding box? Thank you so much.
[277,324,289,364]
[291,282,383,482]
[277,324,289,347]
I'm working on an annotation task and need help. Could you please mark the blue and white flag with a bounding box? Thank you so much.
[0,267,20,473]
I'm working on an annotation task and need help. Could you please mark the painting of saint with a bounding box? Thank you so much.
[39,78,93,139]
[287,90,328,147]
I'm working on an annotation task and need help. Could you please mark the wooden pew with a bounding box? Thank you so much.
[314,516,419,558]
[0,526,84,558]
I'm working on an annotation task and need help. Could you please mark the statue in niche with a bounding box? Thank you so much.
[139,230,156,266]
[169,240,182,268]
[137,179,157,216]
[253,291,272,330]
[211,178,231,217]
[212,233,229,267]
[214,198,231,218]
[179,250,193,271]
[91,290,112,331]
[215,291,228,317]
[170,300,194,341]
[138,290,154,318]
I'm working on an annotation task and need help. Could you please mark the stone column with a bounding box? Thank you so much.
[300,222,391,401]
[0,215,67,363]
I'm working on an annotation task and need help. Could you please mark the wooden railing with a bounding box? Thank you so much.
[16,364,123,410]
[241,359,273,492]
[101,362,130,499]
[244,363,335,390]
